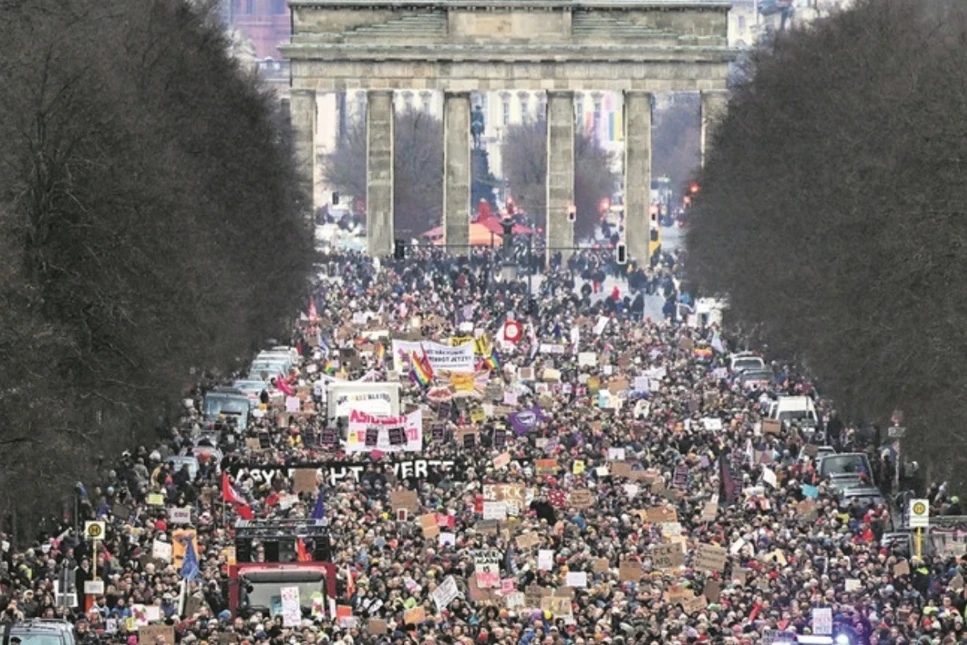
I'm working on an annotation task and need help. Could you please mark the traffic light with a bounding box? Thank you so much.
[567,204,576,223]
[615,243,627,265]
[689,183,700,195]
[332,192,340,205]
[394,239,405,260]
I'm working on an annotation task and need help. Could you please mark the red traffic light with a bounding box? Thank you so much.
[689,183,700,194]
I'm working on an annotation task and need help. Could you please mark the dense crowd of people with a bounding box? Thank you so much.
[2,246,967,645]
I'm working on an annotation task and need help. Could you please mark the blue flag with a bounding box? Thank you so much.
[180,538,200,582]
[311,488,326,521]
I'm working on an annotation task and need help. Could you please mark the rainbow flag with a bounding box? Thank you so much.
[323,360,337,375]
[483,347,501,371]
[409,350,434,388]
[693,347,713,361]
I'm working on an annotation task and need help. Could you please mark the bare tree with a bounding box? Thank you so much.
[0,0,313,533]
[322,108,444,239]
[501,120,616,242]
[686,0,967,482]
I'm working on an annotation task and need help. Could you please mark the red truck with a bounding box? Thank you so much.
[227,520,337,619]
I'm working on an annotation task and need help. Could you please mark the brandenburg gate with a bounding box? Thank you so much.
[282,0,734,261]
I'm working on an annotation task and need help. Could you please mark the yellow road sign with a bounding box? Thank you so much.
[85,520,106,540]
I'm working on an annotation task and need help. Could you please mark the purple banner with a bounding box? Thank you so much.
[509,406,548,436]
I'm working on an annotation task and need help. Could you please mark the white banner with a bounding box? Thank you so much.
[328,385,398,419]
[345,409,423,453]
[280,586,301,628]
[391,340,475,374]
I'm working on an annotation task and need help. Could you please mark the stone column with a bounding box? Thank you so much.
[545,91,575,264]
[623,91,652,264]
[366,90,395,257]
[700,90,730,168]
[289,89,317,216]
[443,91,472,252]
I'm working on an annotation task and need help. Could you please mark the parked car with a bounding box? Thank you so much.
[819,452,873,479]
[837,485,886,510]
[6,619,77,645]
[233,379,268,406]
[203,386,251,431]
[730,352,765,374]
[738,369,774,390]
[248,359,288,382]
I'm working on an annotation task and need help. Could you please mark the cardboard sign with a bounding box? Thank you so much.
[569,489,594,509]
[893,560,910,576]
[367,619,388,634]
[139,626,175,645]
[608,377,629,395]
[390,490,419,513]
[293,469,318,494]
[611,462,633,478]
[762,419,782,435]
[515,532,541,550]
[664,584,692,604]
[700,500,718,523]
[593,557,610,573]
[468,574,498,603]
[524,585,548,609]
[618,560,643,582]
[540,595,573,617]
[644,507,678,524]
[693,543,728,573]
[682,594,708,614]
[652,543,685,570]
[404,606,426,625]
[703,579,721,603]
[732,568,748,586]
[420,514,440,538]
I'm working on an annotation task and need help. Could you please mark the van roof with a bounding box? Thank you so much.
[778,394,810,402]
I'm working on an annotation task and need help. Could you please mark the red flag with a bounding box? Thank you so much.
[275,376,295,397]
[308,298,318,322]
[296,538,312,562]
[345,564,356,598]
[221,472,254,520]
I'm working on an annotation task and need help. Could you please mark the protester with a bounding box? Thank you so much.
[1,246,965,645]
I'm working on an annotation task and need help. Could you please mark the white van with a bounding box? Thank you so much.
[768,395,819,427]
